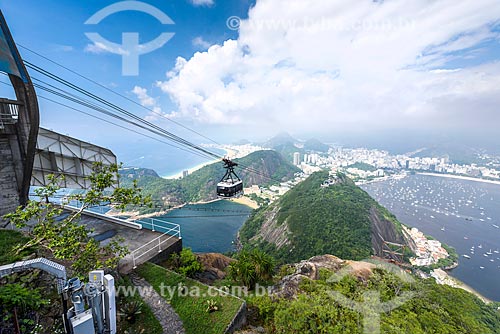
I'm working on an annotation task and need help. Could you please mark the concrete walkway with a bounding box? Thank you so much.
[130,273,185,334]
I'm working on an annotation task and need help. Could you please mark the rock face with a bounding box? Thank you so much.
[272,255,345,299]
[272,255,380,300]
[369,207,407,258]
[195,253,235,284]
[250,205,290,249]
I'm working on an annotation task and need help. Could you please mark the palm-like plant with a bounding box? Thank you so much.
[118,300,143,324]
[250,249,275,281]
[229,249,275,288]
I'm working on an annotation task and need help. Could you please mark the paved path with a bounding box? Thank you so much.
[130,273,185,334]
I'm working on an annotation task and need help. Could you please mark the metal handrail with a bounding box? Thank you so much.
[133,219,181,246]
[136,217,181,234]
[131,233,178,261]
[130,225,181,269]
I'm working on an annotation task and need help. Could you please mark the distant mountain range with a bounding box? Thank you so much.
[261,132,298,149]
[262,132,330,152]
[303,138,330,152]
[259,132,330,163]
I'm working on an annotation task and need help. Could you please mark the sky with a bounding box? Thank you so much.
[1,0,500,163]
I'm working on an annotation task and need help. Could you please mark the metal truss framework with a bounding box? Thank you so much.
[32,128,117,189]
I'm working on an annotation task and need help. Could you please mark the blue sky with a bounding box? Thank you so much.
[1,0,500,167]
[0,0,253,145]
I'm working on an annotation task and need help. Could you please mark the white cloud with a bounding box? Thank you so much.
[192,36,212,49]
[131,86,171,121]
[189,0,214,7]
[132,86,156,107]
[157,0,500,136]
[84,42,129,56]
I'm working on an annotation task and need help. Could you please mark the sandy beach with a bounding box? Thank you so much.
[192,196,259,209]
[162,158,221,179]
[230,196,259,209]
[418,172,500,186]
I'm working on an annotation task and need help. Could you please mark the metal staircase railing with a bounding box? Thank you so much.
[0,98,21,129]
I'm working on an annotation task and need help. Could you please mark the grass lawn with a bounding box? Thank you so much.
[117,276,163,334]
[0,229,33,265]
[136,262,244,334]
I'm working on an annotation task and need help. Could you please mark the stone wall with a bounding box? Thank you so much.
[224,301,247,333]
[0,137,19,219]
[149,238,183,264]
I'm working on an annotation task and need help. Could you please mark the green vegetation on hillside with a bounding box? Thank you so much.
[249,266,500,333]
[240,171,405,264]
[136,262,244,334]
[347,162,377,172]
[121,150,299,210]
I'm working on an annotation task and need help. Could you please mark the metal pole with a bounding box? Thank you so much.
[151,218,155,232]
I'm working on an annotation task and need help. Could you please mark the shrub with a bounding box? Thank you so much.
[119,300,143,324]
[228,249,275,288]
[178,248,203,278]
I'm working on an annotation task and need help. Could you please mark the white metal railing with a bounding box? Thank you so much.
[130,218,181,269]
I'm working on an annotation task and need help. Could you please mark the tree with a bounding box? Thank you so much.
[3,162,151,278]
[177,248,203,277]
[228,249,275,288]
[0,283,49,334]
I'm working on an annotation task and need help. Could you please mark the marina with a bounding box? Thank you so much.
[362,174,500,301]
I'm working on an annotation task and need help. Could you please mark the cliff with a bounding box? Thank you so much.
[239,171,410,264]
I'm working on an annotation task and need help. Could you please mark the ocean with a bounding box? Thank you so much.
[361,174,500,301]
[152,200,253,253]
[112,141,227,177]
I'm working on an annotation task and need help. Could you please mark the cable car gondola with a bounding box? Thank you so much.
[217,158,243,198]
